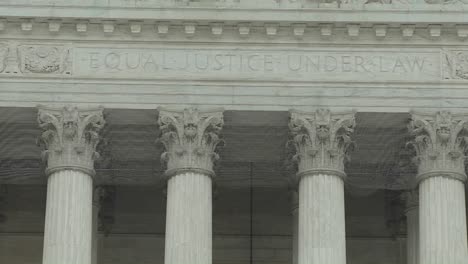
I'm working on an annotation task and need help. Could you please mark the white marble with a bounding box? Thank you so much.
[157,108,224,264]
[408,111,468,264]
[289,109,355,264]
[164,172,213,264]
[298,173,346,264]
[419,177,468,264]
[42,170,93,264]
[37,105,105,264]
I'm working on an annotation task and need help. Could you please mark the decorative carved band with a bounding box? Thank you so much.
[288,109,355,180]
[0,42,71,75]
[157,107,224,178]
[37,105,105,177]
[408,111,468,183]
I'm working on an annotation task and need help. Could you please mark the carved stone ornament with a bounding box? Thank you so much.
[18,45,71,74]
[157,107,224,178]
[37,105,105,177]
[0,43,7,73]
[407,111,468,182]
[288,109,356,180]
[445,50,468,80]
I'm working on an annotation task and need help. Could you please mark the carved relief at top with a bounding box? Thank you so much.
[445,50,468,80]
[0,44,7,73]
[157,107,224,178]
[407,111,468,182]
[288,109,356,179]
[18,45,71,74]
[37,105,105,176]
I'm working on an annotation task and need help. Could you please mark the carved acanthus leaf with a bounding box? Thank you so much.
[288,109,356,179]
[37,105,105,176]
[157,107,224,177]
[407,111,468,181]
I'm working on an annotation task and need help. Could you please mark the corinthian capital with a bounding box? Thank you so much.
[408,111,468,182]
[288,109,355,179]
[157,107,224,178]
[37,105,105,176]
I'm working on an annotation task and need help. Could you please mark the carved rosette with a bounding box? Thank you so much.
[407,111,468,183]
[37,105,105,177]
[288,109,355,180]
[157,107,224,178]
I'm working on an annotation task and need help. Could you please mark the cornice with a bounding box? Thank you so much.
[1,5,468,42]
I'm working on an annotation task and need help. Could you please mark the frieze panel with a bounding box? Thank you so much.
[3,43,468,82]
[73,47,441,82]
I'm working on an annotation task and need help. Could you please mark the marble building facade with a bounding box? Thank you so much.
[1,1,468,264]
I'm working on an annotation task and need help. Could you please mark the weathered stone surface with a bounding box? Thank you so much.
[408,111,468,264]
[408,111,468,182]
[37,105,105,176]
[288,109,355,179]
[157,107,224,178]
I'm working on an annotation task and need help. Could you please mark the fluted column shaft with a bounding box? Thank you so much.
[407,111,468,264]
[419,177,468,264]
[288,109,355,264]
[299,173,346,264]
[43,170,93,264]
[38,105,105,264]
[158,107,224,264]
[164,172,212,264]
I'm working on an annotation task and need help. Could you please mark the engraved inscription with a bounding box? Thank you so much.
[75,48,440,81]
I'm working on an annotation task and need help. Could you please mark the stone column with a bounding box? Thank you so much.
[403,189,419,264]
[408,111,468,264]
[289,109,355,264]
[290,189,299,264]
[157,107,224,264]
[38,105,105,264]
